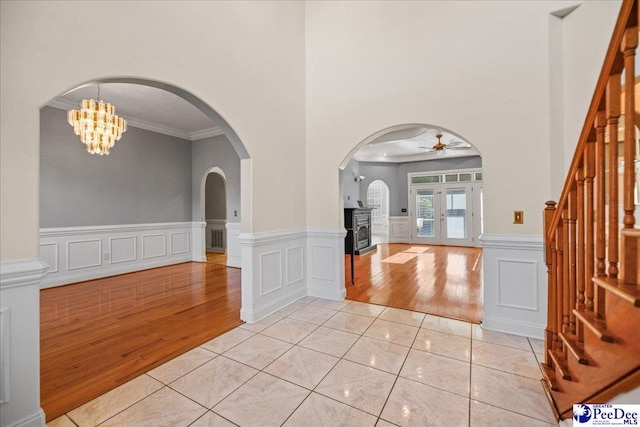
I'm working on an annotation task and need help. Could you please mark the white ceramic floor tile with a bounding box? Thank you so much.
[238,314,284,333]
[213,372,309,427]
[344,336,410,374]
[148,347,216,384]
[315,359,396,416]
[363,319,419,347]
[399,349,470,397]
[223,334,292,370]
[375,419,398,427]
[169,356,258,408]
[46,415,76,427]
[275,301,307,317]
[99,386,206,427]
[379,307,425,327]
[67,374,163,427]
[264,346,339,389]
[297,325,360,357]
[323,311,376,334]
[260,317,318,344]
[470,400,557,427]
[283,392,377,427]
[412,328,471,362]
[200,328,256,354]
[471,365,556,424]
[472,340,541,379]
[380,377,469,427]
[342,301,386,318]
[289,305,337,325]
[421,314,471,338]
[190,411,237,427]
[309,298,352,311]
[472,324,532,351]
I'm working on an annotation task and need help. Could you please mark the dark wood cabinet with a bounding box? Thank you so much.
[344,208,377,255]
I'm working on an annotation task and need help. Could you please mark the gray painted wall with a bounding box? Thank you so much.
[205,173,226,219]
[354,155,482,216]
[343,159,361,208]
[192,135,241,223]
[40,106,192,227]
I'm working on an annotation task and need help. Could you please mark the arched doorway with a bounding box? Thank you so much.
[204,170,227,254]
[339,123,484,323]
[367,180,390,244]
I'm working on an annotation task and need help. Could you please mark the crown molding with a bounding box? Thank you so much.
[46,100,222,142]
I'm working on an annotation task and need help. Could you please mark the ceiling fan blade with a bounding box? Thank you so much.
[446,140,467,147]
[446,145,472,150]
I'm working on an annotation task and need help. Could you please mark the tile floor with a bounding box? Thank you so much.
[47,298,557,427]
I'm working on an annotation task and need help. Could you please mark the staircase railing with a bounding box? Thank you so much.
[543,0,639,419]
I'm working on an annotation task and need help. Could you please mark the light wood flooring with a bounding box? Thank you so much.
[40,261,242,422]
[40,243,481,421]
[345,243,483,324]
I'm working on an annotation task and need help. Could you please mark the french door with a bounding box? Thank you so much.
[410,183,476,246]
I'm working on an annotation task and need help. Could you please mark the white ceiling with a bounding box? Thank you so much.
[48,83,222,141]
[353,126,480,163]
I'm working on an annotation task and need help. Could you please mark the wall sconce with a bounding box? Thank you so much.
[354,175,365,183]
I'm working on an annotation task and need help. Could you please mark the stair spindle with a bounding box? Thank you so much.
[576,167,586,313]
[622,27,638,229]
[585,140,596,311]
[606,74,621,278]
[562,207,571,334]
[569,186,578,334]
[595,111,608,317]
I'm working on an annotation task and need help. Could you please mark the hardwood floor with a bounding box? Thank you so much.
[40,243,480,422]
[40,261,242,422]
[206,251,227,266]
[345,243,483,324]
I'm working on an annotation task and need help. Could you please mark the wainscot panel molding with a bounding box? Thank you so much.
[239,229,307,323]
[307,228,347,301]
[40,222,197,289]
[0,258,48,427]
[225,222,241,268]
[480,234,546,339]
[388,216,410,243]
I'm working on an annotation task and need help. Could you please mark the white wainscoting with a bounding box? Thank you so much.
[239,229,308,323]
[480,234,547,339]
[307,228,347,301]
[0,258,48,427]
[40,222,198,288]
[205,219,226,252]
[226,222,241,268]
[388,216,410,243]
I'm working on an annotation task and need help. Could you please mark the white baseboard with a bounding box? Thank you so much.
[480,233,547,340]
[40,222,198,288]
[4,409,46,427]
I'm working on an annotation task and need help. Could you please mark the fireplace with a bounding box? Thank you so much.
[344,208,377,255]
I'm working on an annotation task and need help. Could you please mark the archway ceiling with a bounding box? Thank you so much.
[47,83,221,141]
[353,126,481,163]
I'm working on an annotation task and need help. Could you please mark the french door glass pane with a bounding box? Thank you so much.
[416,189,435,237]
[446,189,466,239]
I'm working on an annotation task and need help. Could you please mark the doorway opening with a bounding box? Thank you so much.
[367,180,390,245]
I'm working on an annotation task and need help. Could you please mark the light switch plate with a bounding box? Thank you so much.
[513,211,524,224]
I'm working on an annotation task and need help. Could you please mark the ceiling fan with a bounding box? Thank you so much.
[419,133,471,152]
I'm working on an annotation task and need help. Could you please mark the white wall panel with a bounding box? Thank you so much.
[311,246,334,281]
[170,232,190,255]
[67,239,101,270]
[307,228,346,301]
[480,234,546,339]
[142,234,166,259]
[286,246,304,285]
[226,222,242,268]
[109,236,136,264]
[388,217,410,243]
[40,223,196,288]
[260,251,282,296]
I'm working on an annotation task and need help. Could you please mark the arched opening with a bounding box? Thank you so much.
[38,78,249,421]
[339,123,484,324]
[203,169,227,258]
[367,180,390,244]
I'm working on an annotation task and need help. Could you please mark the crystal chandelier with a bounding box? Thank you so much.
[67,85,127,155]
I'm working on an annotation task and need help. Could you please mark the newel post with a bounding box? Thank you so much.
[544,200,558,366]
